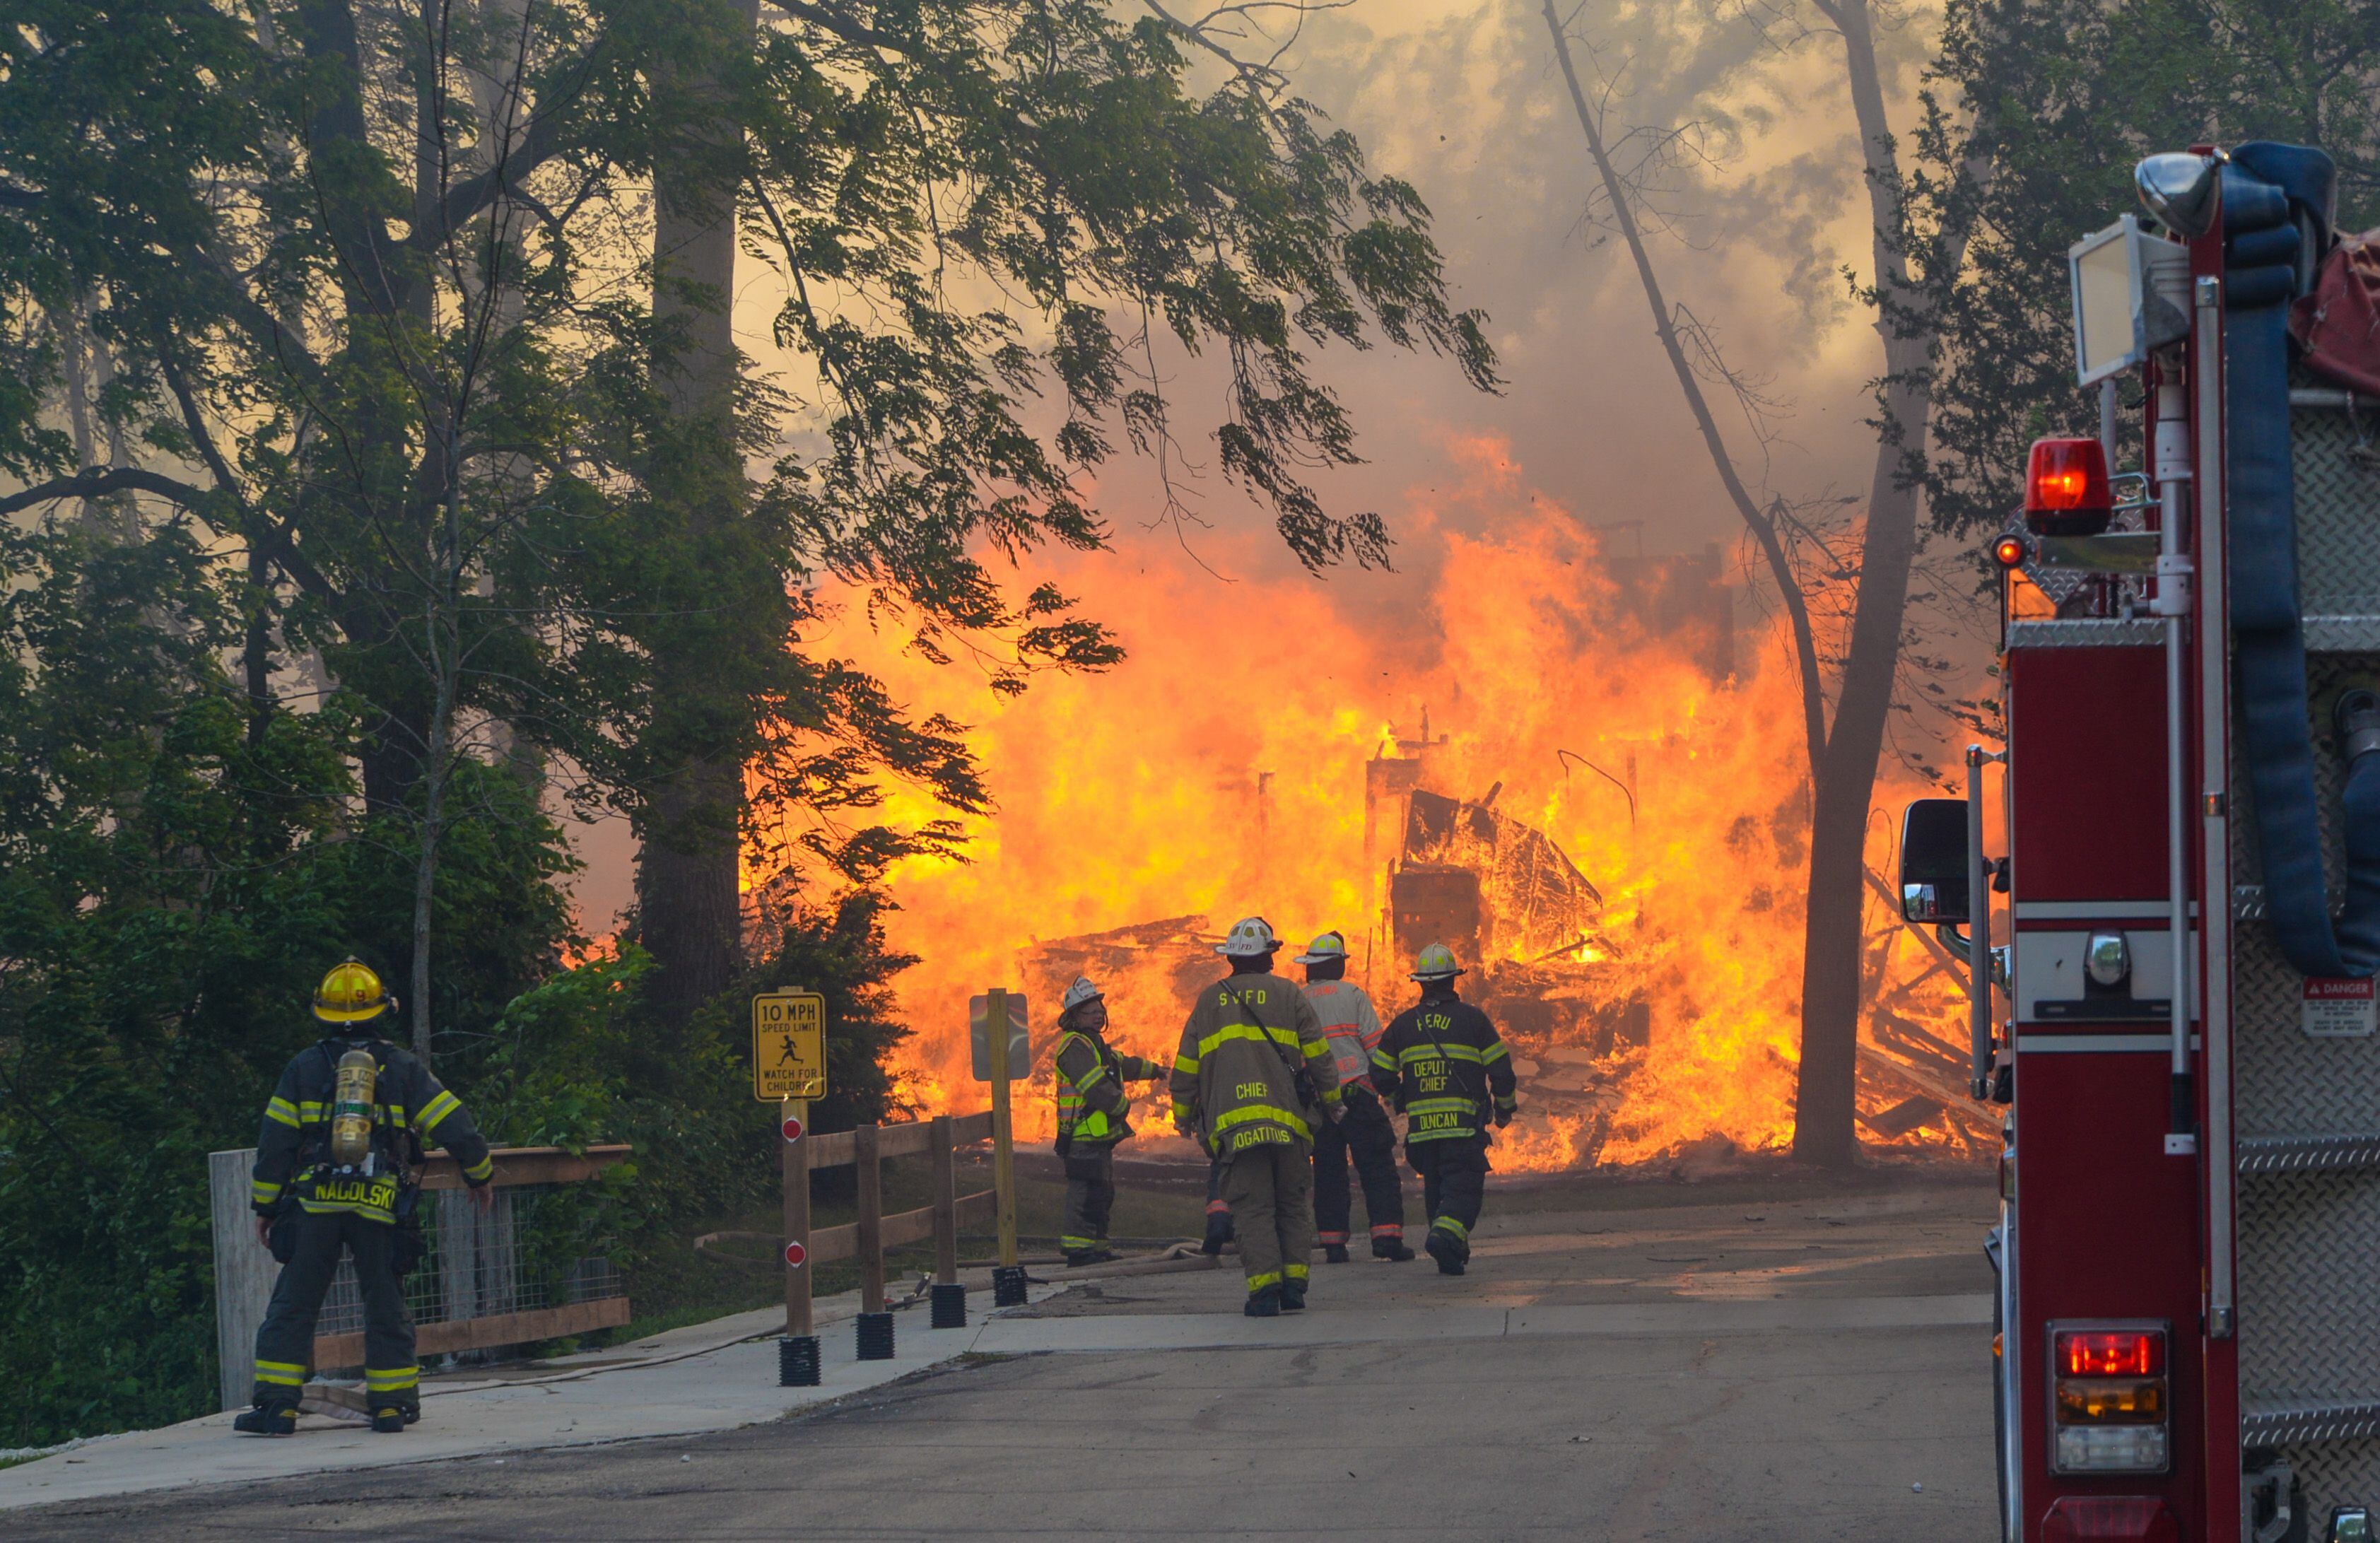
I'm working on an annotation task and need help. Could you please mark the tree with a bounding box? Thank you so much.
[1541,0,1987,1164]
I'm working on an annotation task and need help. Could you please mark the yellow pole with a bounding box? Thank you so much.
[988,985,1018,1269]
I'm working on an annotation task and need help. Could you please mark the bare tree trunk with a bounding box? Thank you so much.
[1790,0,1938,1168]
[637,0,759,1027]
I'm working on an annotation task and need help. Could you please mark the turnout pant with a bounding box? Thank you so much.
[252,1208,417,1411]
[1407,1135,1490,1260]
[1060,1147,1119,1253]
[1313,1092,1405,1248]
[1220,1138,1315,1294]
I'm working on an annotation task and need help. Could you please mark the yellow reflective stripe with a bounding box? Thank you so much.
[365,1368,418,1389]
[462,1154,493,1183]
[1284,1262,1310,1281]
[1405,1098,1475,1115]
[297,1101,327,1120]
[1214,1103,1311,1142]
[419,1089,462,1131]
[1247,1271,1282,1289]
[264,1098,301,1129]
[1195,1022,1301,1060]
[1368,1048,1395,1069]
[252,1180,283,1203]
[1320,1085,1343,1104]
[1076,1064,1112,1090]
[254,1361,306,1386]
[298,1197,397,1224]
[1432,1216,1471,1240]
[1482,1042,1509,1063]
[1399,1043,1483,1065]
[1171,1102,1195,1127]
[1173,1053,1200,1075]
[1301,1038,1330,1060]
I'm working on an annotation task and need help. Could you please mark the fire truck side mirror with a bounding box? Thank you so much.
[1899,798,1971,927]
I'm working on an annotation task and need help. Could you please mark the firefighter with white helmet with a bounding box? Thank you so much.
[235,958,495,1436]
[1051,974,1170,1267]
[1372,942,1518,1275]
[1294,929,1412,1262]
[1170,917,1342,1315]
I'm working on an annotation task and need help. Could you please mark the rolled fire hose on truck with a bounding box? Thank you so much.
[2219,143,2380,982]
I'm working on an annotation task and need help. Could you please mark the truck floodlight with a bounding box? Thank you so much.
[2051,1324,2171,1474]
[2069,215,2192,386]
[2026,438,2115,536]
[2331,1507,2374,1543]
[2135,151,2222,239]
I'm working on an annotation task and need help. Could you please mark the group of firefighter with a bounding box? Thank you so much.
[1053,915,1520,1317]
[230,919,1516,1435]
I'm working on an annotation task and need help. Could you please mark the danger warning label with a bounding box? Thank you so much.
[2302,977,2378,1038]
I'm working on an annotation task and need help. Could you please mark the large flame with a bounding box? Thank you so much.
[770,435,1982,1168]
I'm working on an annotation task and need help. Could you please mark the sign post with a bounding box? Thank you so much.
[987,986,1024,1303]
[756,991,826,1386]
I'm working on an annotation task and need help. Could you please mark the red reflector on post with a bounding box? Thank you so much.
[2056,1328,2165,1377]
[2026,437,2114,536]
[2042,1496,2181,1542]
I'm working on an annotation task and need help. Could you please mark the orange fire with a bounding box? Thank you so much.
[763,435,1983,1168]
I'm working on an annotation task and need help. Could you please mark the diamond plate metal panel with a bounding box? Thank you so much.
[2007,618,2165,648]
[2239,1171,2380,1406]
[2231,920,2380,1138]
[2292,399,2380,617]
[2238,1134,2380,1174]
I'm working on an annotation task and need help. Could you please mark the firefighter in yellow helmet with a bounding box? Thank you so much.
[1051,975,1169,1267]
[1170,917,1342,1316]
[1372,943,1518,1275]
[234,959,494,1436]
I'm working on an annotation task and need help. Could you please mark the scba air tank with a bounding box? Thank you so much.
[329,1049,379,1168]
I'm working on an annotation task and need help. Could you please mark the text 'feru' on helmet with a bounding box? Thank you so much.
[1216,916,1283,957]
[1409,942,1465,982]
[1294,930,1349,966]
[1061,975,1104,1014]
[315,957,396,1024]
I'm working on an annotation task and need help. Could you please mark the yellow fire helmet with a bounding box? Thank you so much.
[314,957,396,1024]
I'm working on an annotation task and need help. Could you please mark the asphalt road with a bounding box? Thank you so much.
[14,1166,1999,1542]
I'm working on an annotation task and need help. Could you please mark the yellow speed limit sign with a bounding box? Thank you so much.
[753,990,827,1101]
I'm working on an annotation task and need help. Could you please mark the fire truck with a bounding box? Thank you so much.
[1896,142,2380,1542]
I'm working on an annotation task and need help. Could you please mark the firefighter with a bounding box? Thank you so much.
[1293,930,1413,1263]
[235,959,495,1436]
[1372,943,1518,1277]
[1053,974,1169,1267]
[1171,917,1342,1316]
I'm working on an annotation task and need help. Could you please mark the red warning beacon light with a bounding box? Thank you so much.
[2025,437,2114,536]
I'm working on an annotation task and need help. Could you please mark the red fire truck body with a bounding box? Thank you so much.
[1904,142,2380,1542]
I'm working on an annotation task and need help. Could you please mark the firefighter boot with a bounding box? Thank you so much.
[1373,1235,1416,1263]
[1065,1248,1120,1268]
[1281,1279,1308,1311]
[1425,1227,1467,1277]
[1244,1284,1283,1318]
[233,1402,296,1437]
[372,1407,406,1434]
[1323,1244,1350,1264]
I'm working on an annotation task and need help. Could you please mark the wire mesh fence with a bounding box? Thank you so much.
[315,1183,623,1338]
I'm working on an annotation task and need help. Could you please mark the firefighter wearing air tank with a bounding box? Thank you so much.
[1052,974,1169,1267]
[235,959,495,1436]
[1171,917,1342,1316]
[1294,930,1413,1263]
[1373,944,1517,1276]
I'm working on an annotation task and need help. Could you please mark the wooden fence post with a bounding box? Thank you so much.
[987,985,1026,1310]
[929,1113,966,1327]
[853,1122,893,1359]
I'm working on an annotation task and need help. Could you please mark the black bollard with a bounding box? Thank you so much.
[992,1264,1028,1307]
[855,1310,896,1361]
[779,1334,821,1387]
[930,1281,968,1328]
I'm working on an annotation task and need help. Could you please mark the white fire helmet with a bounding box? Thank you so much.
[1061,975,1103,1014]
[1293,930,1348,966]
[1216,916,1283,958]
[1410,942,1465,981]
